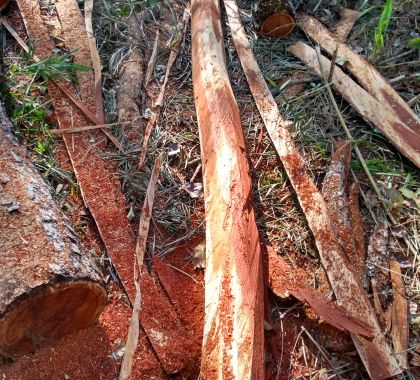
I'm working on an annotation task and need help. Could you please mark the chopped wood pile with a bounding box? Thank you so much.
[0,0,418,379]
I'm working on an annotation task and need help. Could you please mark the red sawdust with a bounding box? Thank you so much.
[0,282,164,379]
[153,242,205,379]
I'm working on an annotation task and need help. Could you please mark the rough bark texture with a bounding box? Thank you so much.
[0,103,106,360]
[224,2,402,378]
[191,1,265,378]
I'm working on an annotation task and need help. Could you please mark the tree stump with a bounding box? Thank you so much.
[253,0,296,37]
[0,102,107,360]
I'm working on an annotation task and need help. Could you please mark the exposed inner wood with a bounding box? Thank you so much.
[260,13,296,37]
[0,102,106,360]
[0,281,106,359]
[191,0,264,378]
[224,1,403,378]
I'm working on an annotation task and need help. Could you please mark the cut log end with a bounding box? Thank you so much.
[260,13,295,37]
[0,280,107,359]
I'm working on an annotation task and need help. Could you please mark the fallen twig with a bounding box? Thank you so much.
[138,3,191,168]
[119,154,162,380]
[223,1,402,377]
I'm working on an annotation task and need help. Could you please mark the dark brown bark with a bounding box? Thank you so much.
[0,103,106,360]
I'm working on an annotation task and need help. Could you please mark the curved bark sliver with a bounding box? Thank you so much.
[191,0,265,378]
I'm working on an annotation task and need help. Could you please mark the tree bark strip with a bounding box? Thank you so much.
[223,1,402,378]
[331,8,359,42]
[390,260,409,369]
[289,41,420,168]
[191,1,265,378]
[267,249,371,336]
[16,0,191,373]
[298,12,420,135]
[0,102,106,359]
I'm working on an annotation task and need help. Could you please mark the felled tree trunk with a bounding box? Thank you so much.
[0,103,107,360]
[252,0,296,37]
[191,1,264,378]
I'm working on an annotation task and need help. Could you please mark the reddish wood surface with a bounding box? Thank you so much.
[16,0,191,373]
[0,104,106,359]
[191,0,265,378]
[224,2,403,378]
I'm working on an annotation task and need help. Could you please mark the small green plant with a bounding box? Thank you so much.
[371,0,394,60]
[21,50,90,81]
[408,37,420,49]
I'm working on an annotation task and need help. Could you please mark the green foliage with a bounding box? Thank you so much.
[408,37,420,49]
[21,51,90,81]
[372,0,394,60]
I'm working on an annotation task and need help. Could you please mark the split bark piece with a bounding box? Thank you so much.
[390,260,409,369]
[349,183,366,262]
[322,141,367,285]
[322,141,355,259]
[53,0,119,148]
[17,1,190,373]
[267,249,371,337]
[289,42,420,168]
[298,12,420,135]
[117,15,144,141]
[223,2,402,378]
[84,0,105,121]
[138,4,190,168]
[0,103,106,359]
[252,0,296,37]
[120,155,161,380]
[331,8,359,42]
[192,1,264,378]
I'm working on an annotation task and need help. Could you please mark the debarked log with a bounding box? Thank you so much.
[191,0,264,378]
[0,103,107,360]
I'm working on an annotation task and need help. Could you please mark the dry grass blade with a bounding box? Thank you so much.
[298,12,420,134]
[50,122,120,134]
[289,42,420,168]
[138,3,191,168]
[223,1,402,377]
[119,154,162,380]
[390,260,409,369]
[332,8,360,42]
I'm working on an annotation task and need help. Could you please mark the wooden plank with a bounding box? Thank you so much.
[191,0,264,378]
[289,41,420,168]
[298,12,420,135]
[223,1,403,378]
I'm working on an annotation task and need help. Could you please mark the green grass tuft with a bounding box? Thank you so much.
[371,0,394,60]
